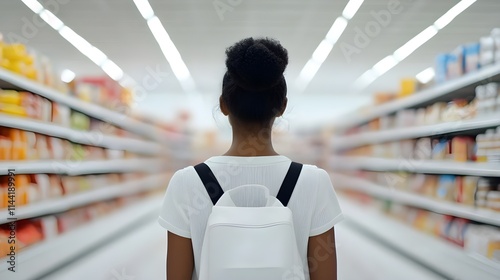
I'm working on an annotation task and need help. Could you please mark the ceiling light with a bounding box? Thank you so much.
[312,40,334,63]
[393,26,438,61]
[101,60,124,81]
[132,0,155,20]
[39,9,64,30]
[416,67,435,84]
[146,16,192,81]
[61,69,75,83]
[326,17,349,44]
[372,55,399,76]
[342,0,365,20]
[354,69,379,90]
[85,47,108,66]
[21,0,44,13]
[434,0,477,30]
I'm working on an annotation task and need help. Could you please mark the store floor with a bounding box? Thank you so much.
[41,198,443,280]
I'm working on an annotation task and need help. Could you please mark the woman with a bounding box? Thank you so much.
[158,37,343,280]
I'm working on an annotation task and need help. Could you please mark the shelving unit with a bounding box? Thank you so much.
[339,197,500,280]
[0,114,166,155]
[332,63,500,132]
[333,113,500,151]
[0,173,168,224]
[0,68,176,143]
[331,156,500,177]
[0,158,169,175]
[331,55,500,274]
[332,173,500,227]
[0,195,163,280]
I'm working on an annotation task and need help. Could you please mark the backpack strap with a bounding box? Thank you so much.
[194,161,303,206]
[276,162,303,207]
[194,163,224,205]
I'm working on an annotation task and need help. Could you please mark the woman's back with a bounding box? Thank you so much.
[158,155,343,279]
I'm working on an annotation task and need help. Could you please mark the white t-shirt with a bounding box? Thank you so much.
[157,155,343,279]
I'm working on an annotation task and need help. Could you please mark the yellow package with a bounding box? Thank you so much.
[3,43,27,61]
[0,103,27,117]
[0,90,22,105]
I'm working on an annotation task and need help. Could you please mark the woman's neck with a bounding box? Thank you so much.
[223,124,278,157]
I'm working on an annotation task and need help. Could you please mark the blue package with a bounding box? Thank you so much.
[435,53,448,84]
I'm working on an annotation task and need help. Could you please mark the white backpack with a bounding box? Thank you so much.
[194,162,305,280]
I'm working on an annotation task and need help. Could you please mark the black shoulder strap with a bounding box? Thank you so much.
[276,162,303,207]
[194,163,224,205]
[194,161,303,206]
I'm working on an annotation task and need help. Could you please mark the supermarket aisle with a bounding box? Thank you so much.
[40,202,443,280]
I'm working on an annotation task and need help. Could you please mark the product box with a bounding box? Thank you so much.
[464,43,481,73]
[435,53,449,84]
[480,36,495,67]
[447,46,465,80]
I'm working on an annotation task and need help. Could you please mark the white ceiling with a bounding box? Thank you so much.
[1,0,500,121]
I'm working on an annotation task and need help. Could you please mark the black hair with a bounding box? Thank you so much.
[221,37,288,124]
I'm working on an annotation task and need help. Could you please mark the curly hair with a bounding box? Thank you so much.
[221,37,289,123]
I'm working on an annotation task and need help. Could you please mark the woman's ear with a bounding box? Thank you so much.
[219,96,229,116]
[278,97,288,117]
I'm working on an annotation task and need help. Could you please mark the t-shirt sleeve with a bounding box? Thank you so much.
[157,168,192,238]
[309,168,344,236]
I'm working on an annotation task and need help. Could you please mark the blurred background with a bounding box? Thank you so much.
[0,0,500,279]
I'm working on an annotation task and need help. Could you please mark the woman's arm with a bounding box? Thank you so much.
[308,227,337,280]
[167,231,194,280]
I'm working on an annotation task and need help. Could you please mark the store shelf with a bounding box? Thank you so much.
[0,173,168,224]
[331,156,500,177]
[0,158,169,175]
[333,114,500,151]
[340,197,500,280]
[0,68,173,143]
[331,173,500,227]
[0,194,163,280]
[333,63,500,132]
[0,114,166,156]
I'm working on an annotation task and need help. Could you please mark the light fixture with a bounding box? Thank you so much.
[21,0,137,87]
[21,0,44,13]
[312,40,334,62]
[39,9,64,30]
[101,60,124,81]
[326,17,349,44]
[393,26,438,61]
[61,69,75,83]
[353,0,477,91]
[372,55,399,76]
[342,0,365,20]
[133,0,155,20]
[296,1,365,93]
[434,0,477,30]
[416,67,435,84]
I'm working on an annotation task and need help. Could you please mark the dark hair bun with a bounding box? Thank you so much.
[225,37,288,90]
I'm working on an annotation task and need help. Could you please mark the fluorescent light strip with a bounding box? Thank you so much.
[416,67,435,84]
[434,0,477,30]
[354,0,477,92]
[133,0,195,92]
[21,0,131,84]
[296,0,364,93]
[342,0,365,20]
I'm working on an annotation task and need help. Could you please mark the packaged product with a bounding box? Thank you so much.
[47,137,65,160]
[437,175,456,201]
[451,136,475,162]
[464,43,481,73]
[431,139,450,160]
[492,28,500,63]
[14,219,44,249]
[60,176,80,195]
[423,175,439,198]
[398,78,417,98]
[435,53,449,83]
[486,191,500,212]
[51,102,71,127]
[70,111,90,131]
[447,46,465,79]
[413,138,432,160]
[461,176,480,206]
[40,216,58,240]
[48,175,63,197]
[480,36,495,67]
